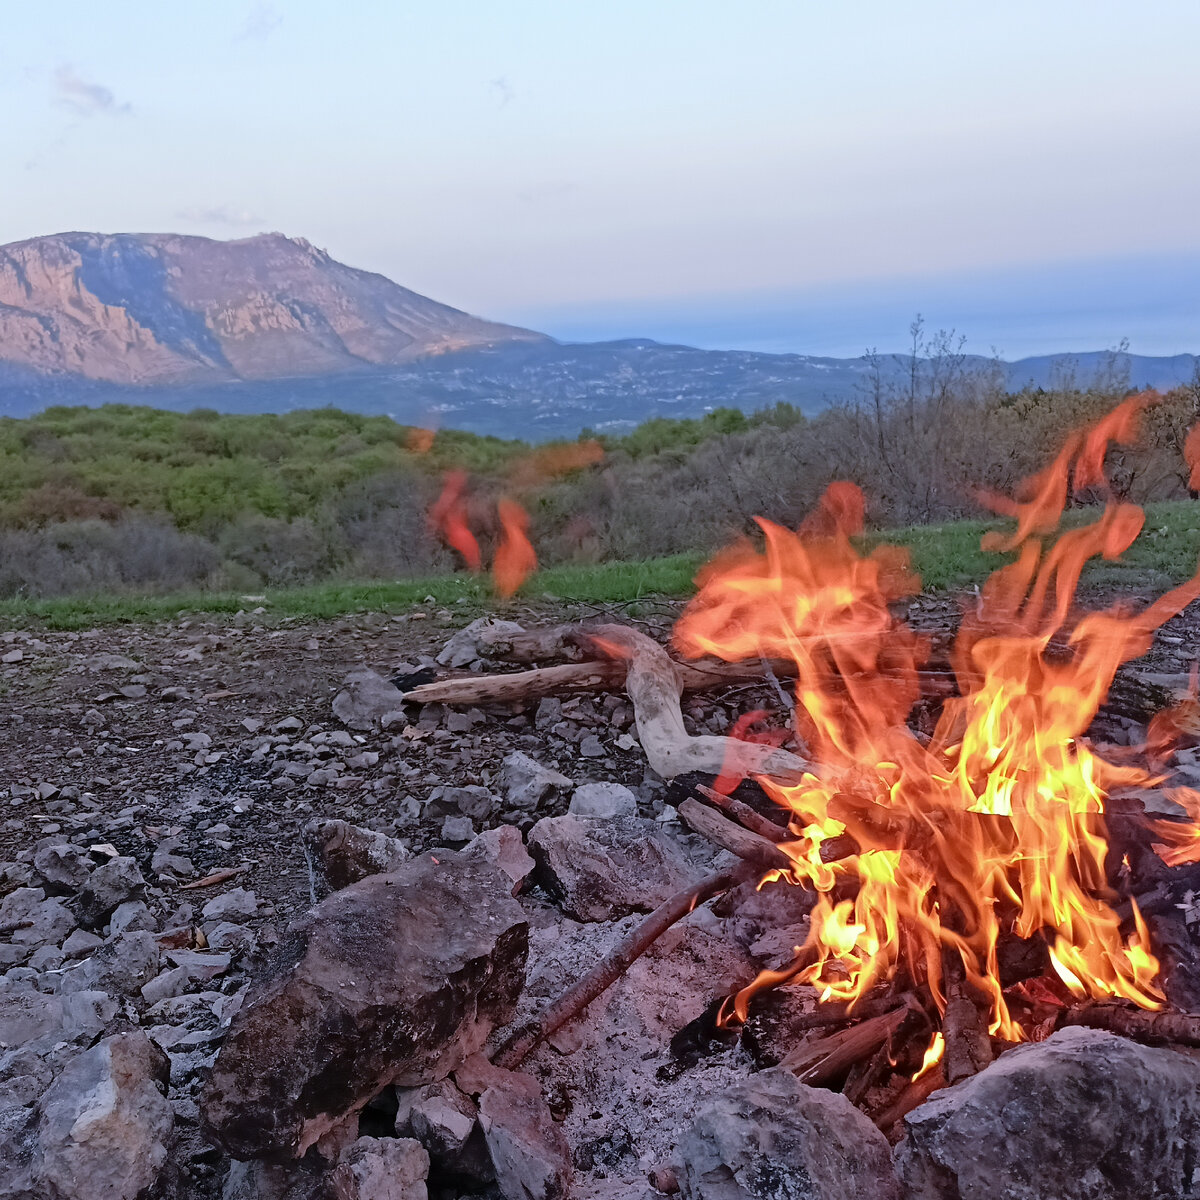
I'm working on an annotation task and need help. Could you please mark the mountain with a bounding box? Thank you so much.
[0,232,1195,440]
[0,231,544,385]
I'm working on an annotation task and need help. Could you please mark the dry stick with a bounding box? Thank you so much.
[1063,1004,1200,1047]
[694,783,790,843]
[677,798,794,872]
[493,860,760,1070]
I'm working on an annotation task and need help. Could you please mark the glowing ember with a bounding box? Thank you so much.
[493,496,538,598]
[675,396,1200,1040]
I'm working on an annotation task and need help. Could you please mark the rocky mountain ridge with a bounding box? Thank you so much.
[0,231,543,386]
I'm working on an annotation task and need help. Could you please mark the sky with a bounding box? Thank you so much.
[1,0,1198,358]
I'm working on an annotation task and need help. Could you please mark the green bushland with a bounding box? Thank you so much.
[0,339,1197,607]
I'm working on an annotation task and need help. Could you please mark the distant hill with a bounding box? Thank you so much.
[0,232,1194,439]
[0,231,544,385]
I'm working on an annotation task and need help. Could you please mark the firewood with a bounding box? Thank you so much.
[779,1006,911,1086]
[873,1064,946,1131]
[941,952,994,1083]
[492,859,759,1070]
[590,624,811,782]
[1062,1003,1200,1046]
[677,798,794,872]
[695,782,789,842]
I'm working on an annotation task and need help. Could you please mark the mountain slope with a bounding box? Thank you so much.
[0,231,544,386]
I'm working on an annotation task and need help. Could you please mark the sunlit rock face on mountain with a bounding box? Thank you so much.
[0,231,545,386]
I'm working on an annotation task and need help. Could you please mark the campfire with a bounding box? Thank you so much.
[408,393,1200,1132]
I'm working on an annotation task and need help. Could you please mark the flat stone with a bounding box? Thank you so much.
[59,930,160,997]
[201,887,259,923]
[678,1068,901,1200]
[528,814,702,921]
[896,1026,1200,1200]
[202,851,528,1160]
[569,781,639,819]
[396,1076,491,1184]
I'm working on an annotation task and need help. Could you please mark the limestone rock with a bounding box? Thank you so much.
[528,814,702,921]
[500,752,572,812]
[437,618,525,669]
[333,669,406,731]
[329,1137,430,1200]
[35,1031,173,1200]
[677,1068,901,1200]
[895,1026,1200,1200]
[76,856,145,929]
[568,781,639,819]
[202,852,528,1160]
[397,1078,492,1185]
[303,819,411,892]
[478,1070,572,1200]
[462,826,535,896]
[59,930,160,997]
[32,843,92,894]
[0,886,75,951]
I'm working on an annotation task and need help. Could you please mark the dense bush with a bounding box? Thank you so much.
[0,346,1196,599]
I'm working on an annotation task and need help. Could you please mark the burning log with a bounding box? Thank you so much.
[779,1005,915,1086]
[694,782,789,842]
[493,859,759,1070]
[941,959,994,1084]
[1062,1002,1200,1046]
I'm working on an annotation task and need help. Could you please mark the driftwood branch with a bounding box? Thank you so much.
[492,860,759,1070]
[695,783,789,842]
[590,624,811,782]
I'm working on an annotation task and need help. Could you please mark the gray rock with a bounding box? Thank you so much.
[333,669,406,731]
[201,887,259,923]
[437,617,525,669]
[438,786,497,823]
[303,819,411,892]
[329,1136,430,1200]
[76,857,145,929]
[0,887,75,949]
[141,965,192,1006]
[150,836,195,880]
[478,1070,572,1200]
[500,752,572,812]
[109,899,157,935]
[60,930,160,997]
[31,843,92,894]
[461,826,535,896]
[896,1026,1200,1200]
[35,1031,173,1200]
[60,929,104,960]
[578,734,606,758]
[569,781,639,819]
[397,1077,491,1183]
[440,816,475,844]
[202,851,528,1160]
[528,814,702,921]
[207,922,257,953]
[678,1068,900,1200]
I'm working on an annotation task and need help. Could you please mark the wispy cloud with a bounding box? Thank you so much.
[177,205,264,227]
[53,65,131,116]
[237,2,283,42]
[490,76,515,108]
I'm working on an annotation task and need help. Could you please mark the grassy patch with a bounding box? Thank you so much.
[4,502,1200,630]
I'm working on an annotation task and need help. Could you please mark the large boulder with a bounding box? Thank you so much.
[202,851,528,1161]
[896,1026,1200,1200]
[528,814,702,921]
[35,1031,173,1200]
[677,1068,901,1200]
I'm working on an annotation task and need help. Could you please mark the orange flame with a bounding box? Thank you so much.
[676,400,1200,1039]
[429,470,482,572]
[406,427,436,454]
[492,497,538,598]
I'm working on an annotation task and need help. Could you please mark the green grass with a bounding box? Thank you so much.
[5,502,1200,631]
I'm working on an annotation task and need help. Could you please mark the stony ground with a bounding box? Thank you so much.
[3,586,1200,1199]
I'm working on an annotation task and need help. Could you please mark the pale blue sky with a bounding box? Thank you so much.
[2,1,1198,355]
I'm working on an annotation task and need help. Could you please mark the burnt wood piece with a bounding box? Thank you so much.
[740,988,905,1067]
[779,1007,912,1087]
[677,798,794,872]
[492,859,759,1070]
[1062,1003,1200,1046]
[873,1065,947,1133]
[941,949,994,1085]
[695,783,791,843]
